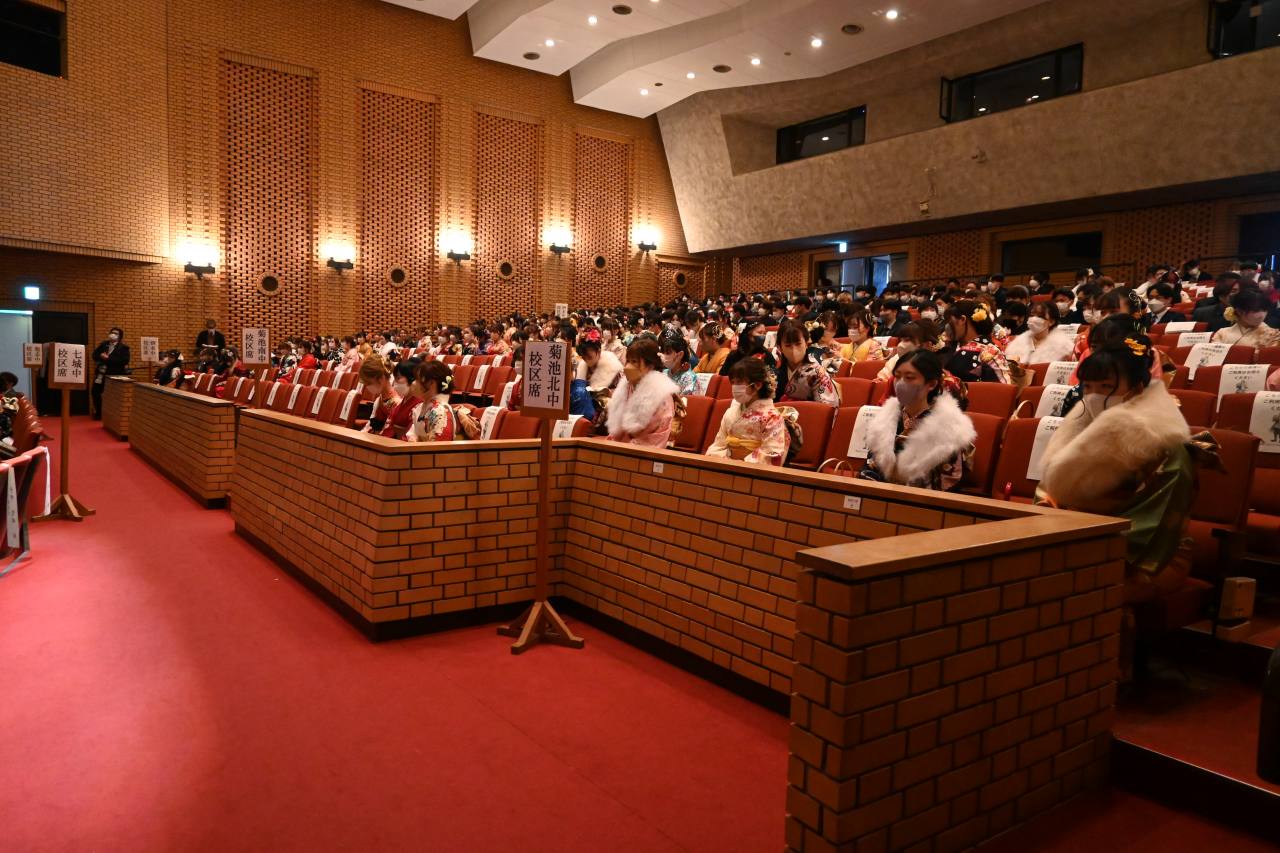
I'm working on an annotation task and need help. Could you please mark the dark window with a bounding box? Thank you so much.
[1000,232,1102,276]
[1239,211,1280,270]
[940,44,1082,123]
[0,0,65,77]
[1211,0,1280,58]
[776,106,866,165]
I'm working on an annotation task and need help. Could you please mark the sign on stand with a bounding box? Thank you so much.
[242,327,270,367]
[38,344,95,522]
[140,336,160,365]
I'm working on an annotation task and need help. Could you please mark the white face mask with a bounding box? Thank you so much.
[731,383,756,406]
[920,310,938,321]
[1083,393,1117,419]
[661,352,679,369]
[393,380,410,397]
[895,341,917,356]
[1147,299,1167,314]
[894,380,925,407]
[1083,309,1103,325]
[1026,317,1049,335]
[1055,302,1073,314]
[108,333,120,342]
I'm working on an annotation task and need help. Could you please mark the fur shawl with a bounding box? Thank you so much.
[865,393,976,485]
[1039,381,1189,509]
[607,369,678,439]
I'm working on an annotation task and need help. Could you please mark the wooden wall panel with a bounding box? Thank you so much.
[572,133,631,309]
[473,113,542,322]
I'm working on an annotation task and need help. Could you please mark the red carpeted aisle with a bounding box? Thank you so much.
[0,418,787,852]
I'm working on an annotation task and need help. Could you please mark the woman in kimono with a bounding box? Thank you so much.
[406,360,457,442]
[942,300,1011,384]
[839,308,885,364]
[378,361,423,441]
[775,321,839,407]
[706,357,789,466]
[606,337,679,447]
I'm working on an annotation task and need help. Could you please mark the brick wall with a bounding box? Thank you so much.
[230,411,575,627]
[101,376,135,440]
[1,0,687,350]
[129,384,237,506]
[560,442,1018,696]
[787,523,1126,852]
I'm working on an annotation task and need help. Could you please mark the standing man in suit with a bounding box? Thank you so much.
[195,319,226,354]
[91,326,130,420]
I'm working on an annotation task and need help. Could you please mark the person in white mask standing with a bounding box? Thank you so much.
[1005,303,1074,366]
[859,350,975,491]
[705,358,789,466]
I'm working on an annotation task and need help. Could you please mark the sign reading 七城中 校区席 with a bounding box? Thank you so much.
[242,327,270,366]
[520,340,571,419]
[49,343,87,390]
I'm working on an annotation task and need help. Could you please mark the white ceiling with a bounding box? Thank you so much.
[380,0,1052,117]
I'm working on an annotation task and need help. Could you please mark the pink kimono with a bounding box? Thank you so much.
[606,370,679,448]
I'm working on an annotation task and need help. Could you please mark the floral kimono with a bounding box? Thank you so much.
[706,398,790,466]
[945,337,1012,384]
[778,357,840,407]
[407,394,457,442]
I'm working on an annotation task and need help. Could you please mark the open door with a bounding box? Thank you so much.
[33,310,89,416]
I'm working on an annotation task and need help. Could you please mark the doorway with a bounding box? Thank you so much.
[33,310,89,416]
[0,309,33,398]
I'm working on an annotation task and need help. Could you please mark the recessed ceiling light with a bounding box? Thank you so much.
[611,4,632,13]
[640,88,649,95]
[686,71,695,79]
[810,37,823,48]
[654,82,662,86]
[841,23,863,35]
[544,38,555,47]
[712,64,731,73]
[523,52,540,60]
[1041,75,1051,80]
[977,106,987,112]
[821,136,829,141]
[885,8,899,19]
[588,14,597,24]
[750,56,761,66]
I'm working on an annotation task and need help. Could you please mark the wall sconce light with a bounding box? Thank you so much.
[636,227,659,253]
[441,230,473,264]
[547,227,573,255]
[321,241,355,273]
[178,240,218,280]
[184,262,216,280]
[326,258,354,273]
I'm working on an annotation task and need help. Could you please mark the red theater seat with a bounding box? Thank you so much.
[991,417,1042,503]
[1216,394,1280,554]
[960,413,1004,496]
[1168,389,1216,429]
[783,402,835,471]
[701,399,733,453]
[1168,345,1255,367]
[673,395,714,452]
[1257,347,1280,369]
[1150,322,1208,336]
[850,360,886,380]
[817,406,870,477]
[1187,428,1259,577]
[494,412,542,439]
[965,382,1019,418]
[835,377,874,407]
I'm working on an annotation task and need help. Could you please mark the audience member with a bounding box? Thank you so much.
[705,358,788,465]
[606,338,678,447]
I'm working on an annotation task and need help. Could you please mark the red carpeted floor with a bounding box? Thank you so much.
[2,418,1273,851]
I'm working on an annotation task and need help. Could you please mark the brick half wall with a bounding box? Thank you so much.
[129,383,236,506]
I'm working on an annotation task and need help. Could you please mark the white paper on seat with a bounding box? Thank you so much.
[5,465,17,548]
[873,336,892,348]
[1043,362,1075,387]
[288,383,302,410]
[553,414,583,439]
[692,373,714,396]
[310,387,326,415]
[1186,342,1230,381]
[266,382,281,406]
[737,322,747,333]
[246,385,255,402]
[1034,385,1071,418]
[330,372,342,389]
[1026,416,1065,481]
[847,405,883,460]
[479,406,502,440]
[1177,332,1212,348]
[1219,364,1269,403]
[764,330,777,351]
[498,381,516,409]
[493,356,504,367]
[338,389,358,423]
[1248,392,1280,453]
[472,365,490,391]
[1057,324,1081,338]
[462,354,473,365]
[1165,321,1196,333]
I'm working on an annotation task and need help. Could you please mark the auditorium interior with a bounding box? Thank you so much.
[3,0,1280,849]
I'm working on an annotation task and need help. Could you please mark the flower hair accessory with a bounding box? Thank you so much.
[971,307,988,323]
[1124,338,1147,357]
[804,320,823,332]
[583,328,602,344]
[1224,306,1237,324]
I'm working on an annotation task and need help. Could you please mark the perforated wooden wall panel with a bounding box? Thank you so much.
[572,133,631,309]
[1106,202,1217,274]
[224,60,316,341]
[473,113,542,322]
[657,260,705,305]
[913,228,985,280]
[359,88,437,333]
[734,251,807,294]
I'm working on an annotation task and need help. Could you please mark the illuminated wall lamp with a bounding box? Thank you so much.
[637,239,658,252]
[326,258,355,273]
[446,249,471,264]
[184,262,216,280]
[549,242,572,255]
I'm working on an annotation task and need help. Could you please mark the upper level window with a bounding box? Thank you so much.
[776,106,866,165]
[1210,0,1280,58]
[940,44,1082,123]
[0,0,65,78]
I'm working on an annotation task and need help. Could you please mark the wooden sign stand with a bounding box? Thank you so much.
[497,341,584,655]
[38,387,95,521]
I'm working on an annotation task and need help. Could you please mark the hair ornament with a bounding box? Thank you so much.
[1123,338,1147,357]
[583,327,602,344]
[1224,306,1237,324]
[971,307,988,323]
[804,319,823,332]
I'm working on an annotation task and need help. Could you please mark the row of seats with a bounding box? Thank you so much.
[0,446,47,573]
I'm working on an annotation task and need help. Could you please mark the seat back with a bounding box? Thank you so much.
[850,360,886,380]
[319,388,362,427]
[1256,347,1280,369]
[18,447,47,522]
[990,417,1044,501]
[712,374,732,399]
[673,395,714,452]
[701,399,733,453]
[1190,428,1259,528]
[1216,394,1280,516]
[494,412,542,439]
[960,413,1004,495]
[10,396,45,453]
[294,368,316,386]
[1169,344,1256,366]
[1168,389,1216,429]
[451,365,475,400]
[570,416,594,437]
[481,366,513,400]
[835,377,874,408]
[281,383,316,416]
[250,380,274,409]
[1151,322,1208,336]
[965,382,1019,418]
[784,402,835,470]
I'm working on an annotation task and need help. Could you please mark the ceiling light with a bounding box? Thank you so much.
[713,64,731,73]
[977,106,987,112]
[810,37,823,48]
[841,23,864,35]
[821,136,829,141]
[750,56,761,66]
[640,88,649,95]
[523,51,540,60]
[611,3,631,13]
[544,38,555,47]
[1041,75,1051,80]
[885,8,899,19]
[588,14,597,24]
[686,71,695,79]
